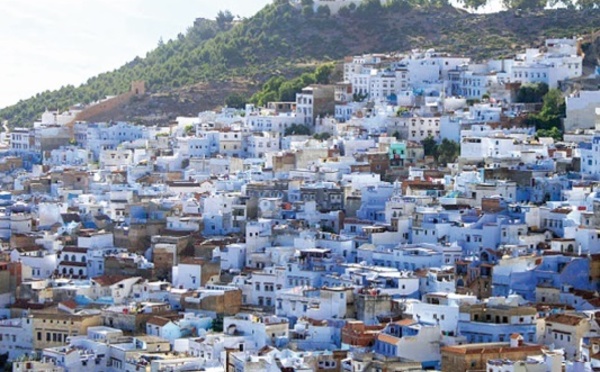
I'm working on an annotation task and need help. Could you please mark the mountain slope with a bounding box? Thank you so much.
[2,1,600,127]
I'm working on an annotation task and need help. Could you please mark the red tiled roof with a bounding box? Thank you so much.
[92,275,129,286]
[60,300,77,310]
[146,316,172,327]
[545,314,587,326]
[377,333,401,345]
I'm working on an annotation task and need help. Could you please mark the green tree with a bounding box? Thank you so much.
[317,5,332,16]
[353,92,368,102]
[285,124,312,136]
[225,92,247,109]
[527,88,565,131]
[516,83,548,103]
[396,107,409,116]
[359,0,383,13]
[302,5,314,16]
[574,0,598,9]
[457,0,489,9]
[257,91,278,107]
[421,136,437,157]
[536,127,562,141]
[216,10,234,30]
[540,88,565,118]
[502,0,547,8]
[313,132,332,140]
[436,139,460,165]
[314,63,334,84]
[299,72,317,87]
[263,76,286,94]
[338,5,352,15]
[278,81,301,102]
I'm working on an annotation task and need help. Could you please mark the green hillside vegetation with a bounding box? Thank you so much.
[2,0,600,127]
[460,0,597,10]
[249,63,336,106]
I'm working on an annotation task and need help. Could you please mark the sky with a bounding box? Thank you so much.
[0,0,271,109]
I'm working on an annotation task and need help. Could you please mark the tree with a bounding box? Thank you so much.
[502,0,547,8]
[225,92,247,109]
[353,92,368,102]
[302,5,314,17]
[315,63,334,84]
[436,139,460,165]
[540,88,565,118]
[216,10,234,30]
[359,0,383,13]
[421,136,437,157]
[257,91,278,107]
[317,5,332,16]
[338,5,352,16]
[285,124,312,136]
[457,0,489,9]
[527,88,565,131]
[516,82,548,103]
[313,132,332,140]
[536,127,562,142]
[299,72,316,87]
[278,81,302,102]
[263,76,286,93]
[321,225,336,233]
[396,107,409,117]
[574,0,598,9]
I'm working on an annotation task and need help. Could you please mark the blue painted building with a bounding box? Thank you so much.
[458,301,538,343]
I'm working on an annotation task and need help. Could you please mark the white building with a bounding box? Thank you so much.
[85,122,149,160]
[223,313,289,349]
[405,293,477,336]
[172,259,214,290]
[246,132,280,158]
[0,317,34,360]
[10,128,32,153]
[565,91,600,131]
[510,38,583,88]
[99,148,134,171]
[46,146,90,166]
[276,286,353,321]
[245,110,306,135]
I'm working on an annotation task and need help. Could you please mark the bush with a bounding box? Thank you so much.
[516,82,548,103]
[285,124,312,136]
[225,92,247,109]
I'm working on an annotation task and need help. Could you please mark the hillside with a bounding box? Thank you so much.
[2,1,600,127]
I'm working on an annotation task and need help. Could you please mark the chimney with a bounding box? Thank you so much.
[509,333,523,347]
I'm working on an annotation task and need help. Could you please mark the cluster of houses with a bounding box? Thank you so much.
[1,37,600,371]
